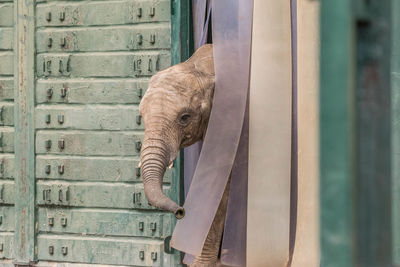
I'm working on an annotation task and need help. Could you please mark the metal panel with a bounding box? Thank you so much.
[0,52,13,75]
[0,128,13,153]
[37,235,164,266]
[36,52,170,78]
[0,232,14,259]
[0,206,15,232]
[38,208,173,238]
[36,0,170,27]
[0,181,15,204]
[0,154,14,179]
[0,78,14,101]
[36,182,173,209]
[0,27,13,50]
[36,25,170,52]
[0,3,13,27]
[36,131,143,156]
[36,79,148,104]
[35,106,142,130]
[36,155,173,183]
[0,103,14,126]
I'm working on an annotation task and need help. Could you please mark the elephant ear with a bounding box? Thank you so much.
[189,44,215,77]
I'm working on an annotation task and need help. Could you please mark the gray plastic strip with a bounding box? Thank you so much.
[171,0,253,256]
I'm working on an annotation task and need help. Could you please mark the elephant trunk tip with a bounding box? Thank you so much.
[174,207,185,219]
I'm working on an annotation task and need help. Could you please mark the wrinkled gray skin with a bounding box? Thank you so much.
[139,44,228,266]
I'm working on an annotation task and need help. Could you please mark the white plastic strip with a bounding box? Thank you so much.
[291,0,320,266]
[247,0,292,266]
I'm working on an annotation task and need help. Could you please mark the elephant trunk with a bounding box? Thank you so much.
[140,131,185,219]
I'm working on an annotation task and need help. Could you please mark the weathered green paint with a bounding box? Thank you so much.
[14,0,36,263]
[36,80,148,104]
[0,181,15,204]
[37,235,165,266]
[354,1,392,266]
[35,156,173,183]
[320,0,356,266]
[392,0,400,264]
[0,206,15,232]
[0,128,14,153]
[0,103,14,126]
[36,182,175,210]
[0,3,13,27]
[0,52,13,75]
[0,232,14,259]
[3,0,186,265]
[0,154,15,179]
[36,53,171,78]
[35,106,142,130]
[0,27,13,50]
[36,0,170,27]
[36,132,143,156]
[36,26,171,52]
[38,208,174,238]
[0,78,14,101]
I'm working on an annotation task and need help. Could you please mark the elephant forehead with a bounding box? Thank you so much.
[141,89,189,114]
[149,68,203,93]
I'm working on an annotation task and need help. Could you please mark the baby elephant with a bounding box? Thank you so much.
[139,44,228,266]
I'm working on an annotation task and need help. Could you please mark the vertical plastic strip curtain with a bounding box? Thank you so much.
[171,0,253,263]
[247,0,293,266]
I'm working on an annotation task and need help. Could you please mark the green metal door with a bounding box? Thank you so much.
[0,0,189,266]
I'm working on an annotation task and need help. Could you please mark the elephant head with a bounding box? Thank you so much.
[139,44,215,219]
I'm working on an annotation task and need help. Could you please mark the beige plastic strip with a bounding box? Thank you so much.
[291,1,320,266]
[247,0,292,266]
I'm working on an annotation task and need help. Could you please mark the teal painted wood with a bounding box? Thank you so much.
[5,0,185,265]
[354,0,392,265]
[32,0,182,265]
[35,132,143,156]
[320,0,356,266]
[0,27,13,50]
[0,129,15,153]
[37,208,174,238]
[37,235,165,266]
[0,3,13,27]
[14,0,36,263]
[0,206,15,232]
[36,0,170,27]
[35,156,173,183]
[36,53,171,78]
[0,78,14,101]
[392,0,400,264]
[34,106,143,130]
[0,154,15,179]
[35,80,148,104]
[0,52,13,75]
[36,182,175,209]
[36,26,171,52]
[0,232,14,259]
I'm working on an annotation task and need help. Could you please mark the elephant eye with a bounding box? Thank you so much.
[179,113,191,125]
